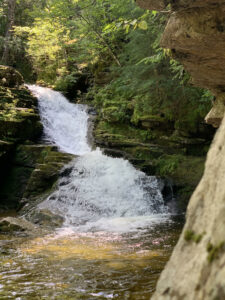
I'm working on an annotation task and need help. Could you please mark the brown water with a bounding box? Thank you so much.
[0,217,183,300]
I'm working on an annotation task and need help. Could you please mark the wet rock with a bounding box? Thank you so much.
[28,209,64,228]
[87,107,97,116]
[23,152,75,199]
[103,148,130,159]
[0,217,37,233]
[60,166,73,177]
[139,115,174,132]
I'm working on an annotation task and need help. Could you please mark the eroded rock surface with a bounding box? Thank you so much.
[151,111,225,300]
[138,0,225,127]
[0,67,74,213]
[0,217,37,234]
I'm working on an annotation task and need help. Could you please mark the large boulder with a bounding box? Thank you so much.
[0,144,74,211]
[151,111,225,300]
[0,65,24,88]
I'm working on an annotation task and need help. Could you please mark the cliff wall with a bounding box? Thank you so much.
[136,1,225,299]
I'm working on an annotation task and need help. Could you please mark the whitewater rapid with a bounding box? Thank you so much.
[28,85,169,232]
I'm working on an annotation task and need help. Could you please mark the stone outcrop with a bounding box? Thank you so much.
[0,143,74,211]
[136,0,225,299]
[94,119,213,210]
[0,65,24,87]
[137,0,225,127]
[151,110,225,300]
[0,66,74,212]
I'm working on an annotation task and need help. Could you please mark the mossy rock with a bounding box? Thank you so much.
[23,150,75,200]
[0,85,43,141]
[14,144,57,168]
[0,118,43,141]
[0,65,24,88]
[0,217,37,234]
[0,144,74,211]
[28,209,64,228]
[102,106,129,123]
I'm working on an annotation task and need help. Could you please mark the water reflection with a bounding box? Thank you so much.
[0,217,183,299]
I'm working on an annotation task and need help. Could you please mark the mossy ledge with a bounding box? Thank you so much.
[0,66,74,215]
[91,114,213,211]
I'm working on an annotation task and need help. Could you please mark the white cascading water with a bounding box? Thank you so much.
[29,85,91,155]
[28,85,169,232]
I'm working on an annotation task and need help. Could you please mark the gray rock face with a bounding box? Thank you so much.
[152,116,225,299]
[28,209,64,228]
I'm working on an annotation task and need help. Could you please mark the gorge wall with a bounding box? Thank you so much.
[136,0,225,299]
[0,66,73,215]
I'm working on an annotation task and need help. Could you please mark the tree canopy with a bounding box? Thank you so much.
[0,0,212,130]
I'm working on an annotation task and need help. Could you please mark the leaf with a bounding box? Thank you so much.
[138,20,148,30]
[130,19,137,26]
[124,24,130,34]
[152,11,158,16]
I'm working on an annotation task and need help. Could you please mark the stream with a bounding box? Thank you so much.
[0,86,183,299]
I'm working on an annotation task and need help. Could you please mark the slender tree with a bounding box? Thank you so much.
[1,0,16,65]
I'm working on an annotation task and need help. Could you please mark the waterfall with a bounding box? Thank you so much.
[28,85,169,232]
[29,85,91,155]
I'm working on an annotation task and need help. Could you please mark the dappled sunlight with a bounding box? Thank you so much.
[0,221,182,299]
[20,232,162,262]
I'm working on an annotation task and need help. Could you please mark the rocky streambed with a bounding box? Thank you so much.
[0,73,185,299]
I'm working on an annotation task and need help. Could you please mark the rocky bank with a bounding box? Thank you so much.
[0,66,74,222]
[136,0,225,299]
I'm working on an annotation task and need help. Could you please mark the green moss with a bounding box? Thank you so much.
[0,165,34,209]
[184,230,203,244]
[0,86,43,141]
[155,154,181,176]
[95,121,156,144]
[207,241,225,263]
[184,230,195,241]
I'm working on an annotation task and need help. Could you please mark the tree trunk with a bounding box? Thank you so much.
[1,0,16,65]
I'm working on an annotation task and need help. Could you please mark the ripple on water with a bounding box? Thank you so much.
[0,218,183,300]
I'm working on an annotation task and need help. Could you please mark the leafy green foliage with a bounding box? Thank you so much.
[0,0,213,137]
